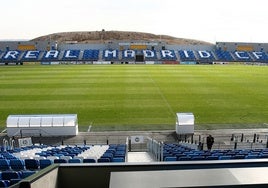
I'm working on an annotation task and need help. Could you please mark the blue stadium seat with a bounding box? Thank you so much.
[101,153,113,161]
[212,153,224,157]
[178,156,191,161]
[250,51,268,62]
[206,156,219,160]
[175,154,187,159]
[160,50,177,60]
[122,50,135,60]
[178,50,197,61]
[192,156,206,161]
[200,153,212,157]
[41,50,60,61]
[114,150,126,157]
[118,145,126,149]
[0,159,11,171]
[83,158,96,163]
[68,158,82,163]
[163,153,173,159]
[232,155,245,159]
[21,170,36,179]
[62,50,80,60]
[1,50,21,61]
[164,156,177,161]
[226,151,238,156]
[39,159,53,169]
[143,50,157,61]
[112,157,125,162]
[25,159,40,170]
[0,180,10,188]
[184,151,194,155]
[259,154,268,158]
[188,154,199,158]
[232,51,252,61]
[196,50,215,61]
[82,49,99,61]
[10,159,25,171]
[245,155,259,159]
[219,155,232,160]
[10,178,21,186]
[54,159,68,164]
[1,153,16,160]
[214,50,234,61]
[1,171,21,181]
[102,49,118,61]
[97,158,110,163]
[21,51,40,61]
[105,149,116,154]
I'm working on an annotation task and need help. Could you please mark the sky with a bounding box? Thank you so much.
[0,0,267,43]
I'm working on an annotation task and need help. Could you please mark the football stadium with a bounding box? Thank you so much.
[0,32,268,187]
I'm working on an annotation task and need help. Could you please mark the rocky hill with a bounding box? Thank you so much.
[31,30,212,45]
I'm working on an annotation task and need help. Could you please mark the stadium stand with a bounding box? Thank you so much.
[1,48,268,64]
[168,142,268,161]
[1,140,268,168]
[0,135,268,187]
[0,143,127,187]
[1,40,268,65]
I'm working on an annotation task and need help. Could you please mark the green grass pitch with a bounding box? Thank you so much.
[0,64,268,131]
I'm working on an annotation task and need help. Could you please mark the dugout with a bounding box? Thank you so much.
[6,114,78,137]
[175,112,195,134]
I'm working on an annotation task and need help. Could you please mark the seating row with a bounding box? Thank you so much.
[0,144,127,171]
[0,156,126,171]
[163,143,268,161]
[0,170,36,187]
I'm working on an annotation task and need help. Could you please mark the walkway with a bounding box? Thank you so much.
[127,152,155,162]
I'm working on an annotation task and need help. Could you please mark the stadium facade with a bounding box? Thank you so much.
[0,40,268,65]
